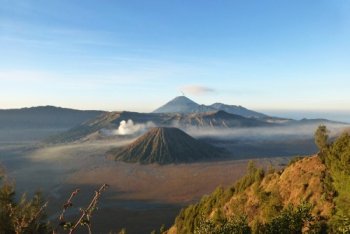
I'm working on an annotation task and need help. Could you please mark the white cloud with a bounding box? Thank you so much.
[181,85,215,95]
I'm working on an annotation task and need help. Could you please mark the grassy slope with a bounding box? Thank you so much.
[168,155,335,234]
[168,131,350,233]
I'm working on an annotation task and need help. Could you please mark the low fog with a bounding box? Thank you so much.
[184,123,349,141]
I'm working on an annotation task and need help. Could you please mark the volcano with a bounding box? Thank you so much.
[109,127,222,164]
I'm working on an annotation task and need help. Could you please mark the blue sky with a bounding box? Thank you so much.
[1,0,350,116]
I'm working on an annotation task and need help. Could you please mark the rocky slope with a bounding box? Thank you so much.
[108,127,223,164]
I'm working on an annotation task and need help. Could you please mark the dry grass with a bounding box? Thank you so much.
[219,155,334,226]
[277,155,333,217]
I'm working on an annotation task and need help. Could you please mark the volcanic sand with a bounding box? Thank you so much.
[0,139,290,233]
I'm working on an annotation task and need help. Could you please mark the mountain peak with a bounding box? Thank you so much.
[171,96,197,103]
[108,127,222,164]
[152,97,268,117]
[152,96,200,113]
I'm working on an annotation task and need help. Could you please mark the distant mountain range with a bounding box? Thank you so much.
[0,98,346,144]
[45,110,272,143]
[46,111,342,144]
[0,106,104,129]
[153,96,267,118]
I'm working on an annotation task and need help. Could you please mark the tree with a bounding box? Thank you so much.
[314,125,329,152]
[1,169,109,234]
[262,202,314,234]
[194,215,251,234]
[0,177,49,234]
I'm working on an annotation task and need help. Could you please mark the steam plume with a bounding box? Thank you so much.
[101,119,156,136]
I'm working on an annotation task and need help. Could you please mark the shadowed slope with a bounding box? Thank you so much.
[109,127,222,164]
[0,106,104,129]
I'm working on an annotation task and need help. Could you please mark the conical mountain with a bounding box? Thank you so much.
[152,96,215,113]
[109,127,222,164]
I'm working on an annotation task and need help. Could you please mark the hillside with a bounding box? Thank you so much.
[45,111,270,144]
[0,106,104,129]
[45,111,168,143]
[166,110,270,128]
[168,128,350,233]
[108,127,223,164]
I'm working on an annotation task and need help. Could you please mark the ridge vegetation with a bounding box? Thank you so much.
[168,125,350,233]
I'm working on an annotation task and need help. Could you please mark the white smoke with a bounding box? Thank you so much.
[101,119,156,136]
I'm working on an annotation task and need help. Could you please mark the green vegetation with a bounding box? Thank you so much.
[0,176,50,233]
[234,161,265,193]
[261,202,327,233]
[314,125,329,152]
[173,125,350,233]
[175,186,234,233]
[193,202,324,234]
[0,172,109,234]
[321,128,350,233]
[174,161,266,233]
[194,215,250,234]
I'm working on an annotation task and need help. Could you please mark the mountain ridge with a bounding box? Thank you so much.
[0,105,105,129]
[153,96,267,118]
[210,102,267,118]
[45,110,272,144]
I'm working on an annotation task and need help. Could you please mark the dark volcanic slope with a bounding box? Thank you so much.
[109,127,222,164]
[0,106,104,129]
[166,110,270,128]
